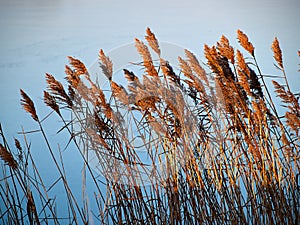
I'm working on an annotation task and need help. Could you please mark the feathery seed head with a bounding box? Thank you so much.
[44,91,61,115]
[67,56,88,76]
[20,89,39,122]
[237,30,255,56]
[271,37,283,69]
[99,49,113,80]
[217,35,235,64]
[0,144,18,170]
[145,27,160,56]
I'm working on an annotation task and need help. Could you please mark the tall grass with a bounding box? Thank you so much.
[1,28,299,224]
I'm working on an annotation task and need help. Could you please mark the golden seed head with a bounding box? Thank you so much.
[237,30,255,56]
[0,144,18,170]
[271,37,283,69]
[20,89,39,122]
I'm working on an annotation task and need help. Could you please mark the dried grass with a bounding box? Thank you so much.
[20,89,39,122]
[1,29,299,225]
[237,29,255,56]
[271,37,283,69]
[0,144,18,170]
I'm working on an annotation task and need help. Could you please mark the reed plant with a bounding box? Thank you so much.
[0,28,299,224]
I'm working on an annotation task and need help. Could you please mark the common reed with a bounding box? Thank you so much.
[0,143,18,170]
[1,28,299,225]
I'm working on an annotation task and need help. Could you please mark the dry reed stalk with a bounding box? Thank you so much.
[43,91,60,115]
[205,43,252,116]
[178,56,206,97]
[20,89,39,122]
[135,96,159,112]
[160,58,181,86]
[145,27,160,56]
[14,138,22,151]
[271,37,283,69]
[26,191,41,225]
[99,49,113,80]
[237,29,255,56]
[67,85,76,101]
[93,112,110,134]
[134,38,158,77]
[280,124,290,147]
[236,50,251,95]
[85,77,107,108]
[204,44,223,77]
[252,99,265,125]
[219,57,237,82]
[123,69,144,104]
[110,81,129,105]
[285,112,300,135]
[146,114,167,135]
[184,49,210,87]
[217,35,235,64]
[86,128,110,150]
[65,65,80,89]
[178,56,193,80]
[214,78,235,115]
[273,80,290,101]
[248,67,263,99]
[272,80,300,115]
[66,64,93,103]
[272,80,300,132]
[67,56,88,76]
[45,73,73,108]
[123,69,138,83]
[0,144,18,170]
[103,103,113,120]
[139,74,161,100]
[14,138,23,163]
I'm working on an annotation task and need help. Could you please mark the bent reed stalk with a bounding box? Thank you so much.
[1,28,299,225]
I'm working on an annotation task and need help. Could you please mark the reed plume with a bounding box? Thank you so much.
[184,49,209,86]
[99,49,113,80]
[272,80,299,110]
[111,81,129,105]
[20,89,39,122]
[135,38,158,77]
[46,73,73,107]
[285,111,300,135]
[145,27,160,56]
[43,91,60,115]
[160,58,181,86]
[249,67,263,99]
[0,143,18,170]
[273,80,300,134]
[67,56,88,76]
[178,56,206,97]
[237,29,255,56]
[86,128,110,150]
[65,65,80,89]
[236,50,251,95]
[217,35,235,64]
[14,138,21,151]
[14,138,23,163]
[204,44,223,77]
[271,37,283,69]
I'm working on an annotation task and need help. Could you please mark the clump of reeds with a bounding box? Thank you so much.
[0,28,299,225]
